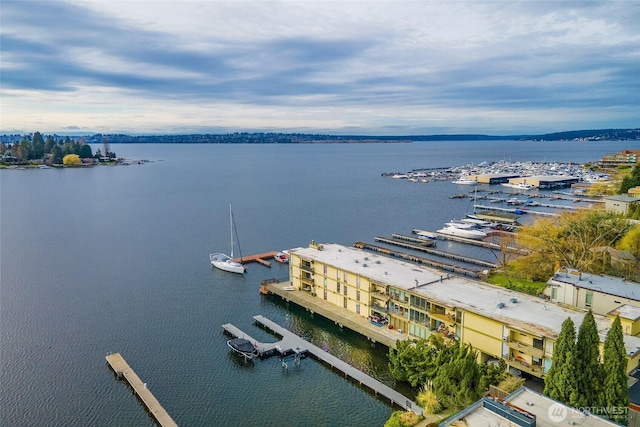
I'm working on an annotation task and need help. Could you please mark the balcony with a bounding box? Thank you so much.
[504,340,545,358]
[506,357,544,377]
[371,303,388,313]
[300,264,313,273]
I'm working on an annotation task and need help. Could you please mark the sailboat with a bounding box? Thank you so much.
[210,204,246,274]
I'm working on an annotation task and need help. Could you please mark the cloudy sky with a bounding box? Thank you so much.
[1,1,638,135]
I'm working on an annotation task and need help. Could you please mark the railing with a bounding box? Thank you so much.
[300,264,313,273]
[506,357,544,376]
[505,340,545,358]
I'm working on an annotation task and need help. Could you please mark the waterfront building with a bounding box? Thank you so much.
[546,267,640,319]
[599,150,640,169]
[288,242,640,378]
[440,387,620,427]
[603,195,640,215]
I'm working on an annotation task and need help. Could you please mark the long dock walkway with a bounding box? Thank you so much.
[374,236,497,268]
[233,250,279,267]
[106,353,178,427]
[223,315,423,415]
[354,242,485,277]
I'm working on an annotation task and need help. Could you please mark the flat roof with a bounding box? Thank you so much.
[609,304,640,321]
[442,387,620,427]
[548,268,640,302]
[605,195,639,202]
[291,243,640,355]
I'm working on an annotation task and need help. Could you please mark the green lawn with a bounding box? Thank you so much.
[486,272,547,296]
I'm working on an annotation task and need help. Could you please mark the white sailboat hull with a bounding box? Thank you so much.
[210,253,245,274]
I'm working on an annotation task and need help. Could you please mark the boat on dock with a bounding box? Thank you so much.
[436,225,487,240]
[274,250,289,263]
[501,182,536,190]
[227,338,259,360]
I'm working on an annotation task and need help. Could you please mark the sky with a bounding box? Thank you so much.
[1,1,639,136]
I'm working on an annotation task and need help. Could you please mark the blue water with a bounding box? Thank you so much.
[2,140,638,426]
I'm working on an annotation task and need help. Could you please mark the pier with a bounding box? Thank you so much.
[375,236,497,268]
[234,250,279,267]
[222,315,423,416]
[354,242,488,277]
[412,229,527,255]
[105,353,178,427]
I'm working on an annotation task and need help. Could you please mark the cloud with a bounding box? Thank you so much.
[1,0,638,135]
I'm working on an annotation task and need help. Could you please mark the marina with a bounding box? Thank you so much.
[105,353,178,427]
[223,314,423,416]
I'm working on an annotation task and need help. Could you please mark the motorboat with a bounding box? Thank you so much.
[452,176,477,185]
[227,338,258,360]
[274,250,289,263]
[210,204,246,274]
[437,225,487,240]
[501,182,536,190]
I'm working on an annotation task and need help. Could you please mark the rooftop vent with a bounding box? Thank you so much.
[355,259,359,263]
[363,263,368,267]
[497,302,506,309]
[375,260,381,264]
[364,256,369,261]
[510,297,518,304]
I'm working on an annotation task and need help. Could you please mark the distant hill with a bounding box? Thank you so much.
[1,128,638,144]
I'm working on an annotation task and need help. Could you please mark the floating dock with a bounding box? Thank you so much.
[105,352,178,427]
[233,250,279,267]
[354,242,487,277]
[374,236,496,268]
[223,315,423,416]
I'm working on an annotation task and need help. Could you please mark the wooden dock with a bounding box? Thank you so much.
[233,250,279,267]
[354,242,488,277]
[375,236,496,268]
[223,315,423,416]
[106,353,177,427]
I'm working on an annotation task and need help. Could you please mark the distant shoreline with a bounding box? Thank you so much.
[1,128,638,144]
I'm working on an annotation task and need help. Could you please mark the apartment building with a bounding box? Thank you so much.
[289,242,640,378]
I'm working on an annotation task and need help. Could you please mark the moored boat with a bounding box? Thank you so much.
[227,338,258,360]
[436,225,487,240]
[274,250,289,263]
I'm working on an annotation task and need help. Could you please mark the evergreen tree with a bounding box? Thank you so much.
[575,310,604,407]
[32,132,45,159]
[544,317,578,404]
[603,316,629,423]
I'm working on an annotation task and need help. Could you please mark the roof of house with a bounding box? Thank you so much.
[441,387,620,427]
[548,267,640,301]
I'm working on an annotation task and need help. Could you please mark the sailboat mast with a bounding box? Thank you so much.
[229,204,234,259]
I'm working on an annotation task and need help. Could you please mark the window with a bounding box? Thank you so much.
[356,303,360,315]
[323,289,327,300]
[551,287,558,300]
[343,297,347,308]
[356,276,360,288]
[323,278,327,287]
[337,283,340,293]
[356,290,360,301]
[585,291,593,307]
[323,265,327,275]
[343,272,347,282]
[533,338,543,350]
[343,285,347,296]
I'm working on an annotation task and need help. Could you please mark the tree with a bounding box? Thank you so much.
[544,317,578,404]
[617,226,640,258]
[51,145,63,164]
[32,132,45,159]
[620,164,640,194]
[62,154,81,165]
[44,135,56,154]
[78,144,93,159]
[575,310,604,407]
[603,316,629,423]
[432,343,482,408]
[514,210,633,280]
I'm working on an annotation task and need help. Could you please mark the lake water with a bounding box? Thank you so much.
[2,140,639,426]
